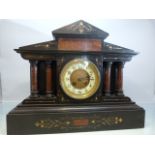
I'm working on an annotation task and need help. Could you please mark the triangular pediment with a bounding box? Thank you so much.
[52,20,109,39]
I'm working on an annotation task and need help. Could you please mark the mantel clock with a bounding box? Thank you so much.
[7,20,145,134]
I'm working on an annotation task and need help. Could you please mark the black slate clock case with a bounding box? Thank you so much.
[7,20,145,134]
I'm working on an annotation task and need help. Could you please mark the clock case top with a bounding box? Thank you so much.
[15,20,137,104]
[15,20,137,60]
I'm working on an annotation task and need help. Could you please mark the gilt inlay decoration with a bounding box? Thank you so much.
[35,116,123,129]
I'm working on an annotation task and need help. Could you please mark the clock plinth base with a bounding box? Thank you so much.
[7,101,145,135]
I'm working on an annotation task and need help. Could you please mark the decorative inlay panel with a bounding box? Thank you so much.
[35,115,123,130]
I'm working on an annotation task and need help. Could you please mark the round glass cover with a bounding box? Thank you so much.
[60,58,101,100]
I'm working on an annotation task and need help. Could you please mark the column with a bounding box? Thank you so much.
[103,62,112,96]
[115,62,124,95]
[45,61,53,97]
[30,60,38,97]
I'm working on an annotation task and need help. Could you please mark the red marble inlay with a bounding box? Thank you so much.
[73,119,89,126]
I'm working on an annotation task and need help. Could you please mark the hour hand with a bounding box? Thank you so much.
[77,76,89,81]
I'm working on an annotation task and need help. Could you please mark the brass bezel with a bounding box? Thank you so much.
[60,58,101,100]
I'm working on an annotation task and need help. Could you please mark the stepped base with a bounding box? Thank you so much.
[22,95,134,105]
[7,100,145,135]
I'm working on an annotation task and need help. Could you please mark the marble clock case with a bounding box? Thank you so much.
[7,20,145,134]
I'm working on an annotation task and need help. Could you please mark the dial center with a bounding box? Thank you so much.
[70,69,90,89]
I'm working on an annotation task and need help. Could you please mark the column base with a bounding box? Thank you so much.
[115,91,124,96]
[104,92,111,96]
[31,92,39,98]
[46,93,54,98]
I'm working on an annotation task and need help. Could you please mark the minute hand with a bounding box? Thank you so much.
[77,77,94,81]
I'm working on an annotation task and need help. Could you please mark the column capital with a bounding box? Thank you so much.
[117,61,125,67]
[106,61,113,66]
[45,61,52,65]
[29,60,38,65]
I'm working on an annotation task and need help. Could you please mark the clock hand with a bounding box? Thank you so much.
[77,76,89,81]
[77,76,94,81]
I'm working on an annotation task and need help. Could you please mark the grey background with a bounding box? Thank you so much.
[0,19,155,105]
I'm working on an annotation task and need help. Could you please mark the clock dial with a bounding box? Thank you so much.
[60,59,100,100]
[70,69,90,89]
